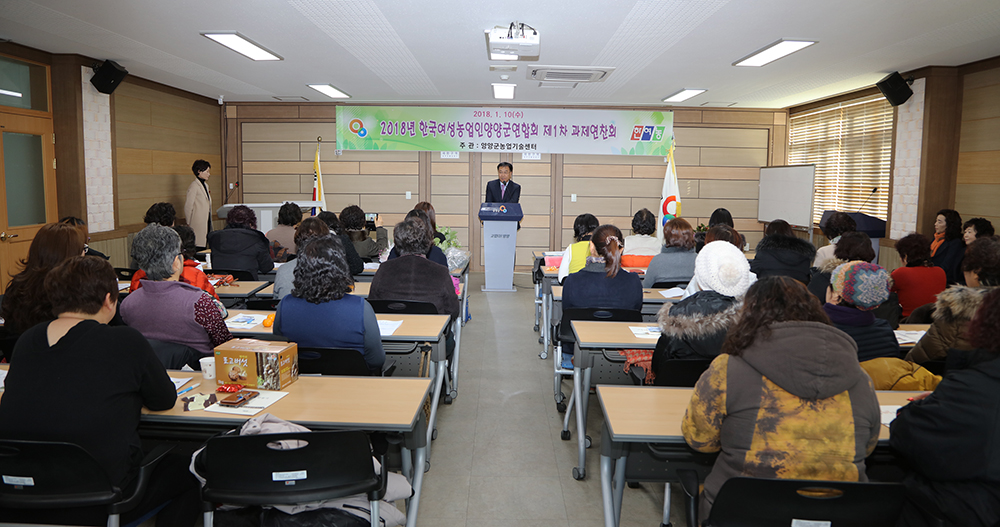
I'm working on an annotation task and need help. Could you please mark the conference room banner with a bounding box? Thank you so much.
[335,106,673,156]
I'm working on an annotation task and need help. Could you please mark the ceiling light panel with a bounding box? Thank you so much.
[202,32,282,61]
[492,83,516,99]
[308,84,351,99]
[733,39,816,67]
[663,89,706,103]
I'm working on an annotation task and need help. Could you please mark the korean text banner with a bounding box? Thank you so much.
[335,106,673,156]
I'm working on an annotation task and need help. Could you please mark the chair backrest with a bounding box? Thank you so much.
[246,298,280,311]
[705,477,906,527]
[653,359,713,387]
[207,268,255,282]
[114,267,137,281]
[560,308,643,342]
[298,347,372,376]
[147,338,202,370]
[368,299,438,315]
[652,281,688,289]
[199,431,378,505]
[0,440,120,510]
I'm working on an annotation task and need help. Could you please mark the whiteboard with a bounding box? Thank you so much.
[757,165,815,228]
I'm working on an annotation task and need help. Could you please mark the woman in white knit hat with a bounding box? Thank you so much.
[651,241,756,380]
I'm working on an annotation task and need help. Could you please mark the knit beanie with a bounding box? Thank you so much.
[695,241,752,297]
[830,261,890,311]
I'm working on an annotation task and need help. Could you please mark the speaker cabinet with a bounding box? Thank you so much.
[876,72,913,107]
[90,60,128,95]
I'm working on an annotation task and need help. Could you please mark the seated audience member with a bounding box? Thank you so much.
[273,218,330,299]
[206,204,274,279]
[414,201,447,245]
[683,276,880,519]
[824,261,901,361]
[623,208,660,256]
[0,222,85,336]
[682,224,747,298]
[807,231,878,299]
[749,219,816,284]
[963,216,994,245]
[890,233,947,318]
[369,218,459,317]
[316,211,365,275]
[814,211,857,268]
[558,213,600,283]
[931,208,966,285]
[643,217,697,288]
[143,201,176,226]
[387,209,449,267]
[562,224,643,363]
[265,202,302,261]
[695,208,743,252]
[907,236,1000,364]
[273,234,384,373]
[890,286,1000,527]
[130,225,219,300]
[60,216,108,259]
[0,256,199,526]
[651,240,753,381]
[341,204,388,260]
[122,224,232,357]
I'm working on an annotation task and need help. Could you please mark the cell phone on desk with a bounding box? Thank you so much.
[365,213,378,231]
[219,390,259,408]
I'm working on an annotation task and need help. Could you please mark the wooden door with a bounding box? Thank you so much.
[0,112,58,292]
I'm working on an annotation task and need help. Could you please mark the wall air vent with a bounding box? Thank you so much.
[538,81,578,89]
[527,66,615,83]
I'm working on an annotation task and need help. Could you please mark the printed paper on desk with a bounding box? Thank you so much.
[894,330,925,345]
[629,326,661,339]
[226,314,268,329]
[0,369,6,390]
[204,391,289,416]
[378,319,404,336]
[171,377,193,391]
[272,262,285,269]
[658,287,685,298]
[880,405,901,427]
[363,263,380,270]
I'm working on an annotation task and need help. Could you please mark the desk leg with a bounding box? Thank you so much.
[449,318,460,400]
[461,270,469,327]
[612,453,626,523]
[600,453,617,527]
[404,444,428,527]
[573,364,586,479]
[426,359,447,459]
[540,289,550,359]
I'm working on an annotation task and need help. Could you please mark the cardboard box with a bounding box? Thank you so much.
[214,339,299,390]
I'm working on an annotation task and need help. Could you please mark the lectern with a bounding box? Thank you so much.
[479,203,523,292]
[819,210,887,264]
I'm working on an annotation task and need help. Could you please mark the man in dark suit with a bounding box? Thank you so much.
[485,162,521,203]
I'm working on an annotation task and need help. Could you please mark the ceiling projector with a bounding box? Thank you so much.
[485,23,539,60]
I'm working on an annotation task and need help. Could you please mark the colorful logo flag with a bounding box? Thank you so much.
[312,140,325,215]
[657,143,681,246]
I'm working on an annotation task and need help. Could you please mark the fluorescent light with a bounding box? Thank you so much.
[308,84,351,99]
[492,83,516,99]
[491,53,518,61]
[733,39,816,67]
[0,88,23,98]
[662,89,706,103]
[202,32,282,61]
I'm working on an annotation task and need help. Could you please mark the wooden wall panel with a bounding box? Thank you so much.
[955,64,1000,229]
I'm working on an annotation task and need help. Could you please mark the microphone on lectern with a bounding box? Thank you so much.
[857,187,878,213]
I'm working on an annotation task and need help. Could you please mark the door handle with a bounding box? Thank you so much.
[0,232,18,241]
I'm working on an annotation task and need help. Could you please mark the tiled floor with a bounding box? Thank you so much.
[411,272,686,527]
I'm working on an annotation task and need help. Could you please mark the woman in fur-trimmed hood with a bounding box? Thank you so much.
[907,236,1000,364]
[651,241,753,383]
[749,221,816,284]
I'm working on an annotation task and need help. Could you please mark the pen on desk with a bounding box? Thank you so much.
[178,382,200,395]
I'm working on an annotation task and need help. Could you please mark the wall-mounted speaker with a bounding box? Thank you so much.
[90,60,128,95]
[876,71,913,107]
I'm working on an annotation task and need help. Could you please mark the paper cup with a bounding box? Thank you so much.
[200,356,216,380]
[204,253,212,269]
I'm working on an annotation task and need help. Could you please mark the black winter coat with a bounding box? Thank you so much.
[890,354,1000,527]
[823,303,901,362]
[651,291,741,383]
[750,234,816,284]
[207,227,274,280]
[931,237,966,285]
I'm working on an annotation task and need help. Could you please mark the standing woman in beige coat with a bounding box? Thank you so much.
[184,159,212,248]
